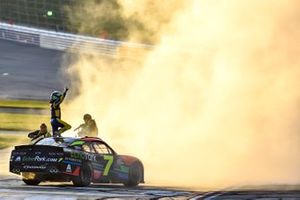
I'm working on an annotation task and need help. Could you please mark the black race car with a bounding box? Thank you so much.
[10,137,144,187]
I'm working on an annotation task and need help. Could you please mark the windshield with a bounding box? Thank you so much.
[35,137,77,147]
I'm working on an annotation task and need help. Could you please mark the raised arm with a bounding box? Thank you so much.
[53,88,68,107]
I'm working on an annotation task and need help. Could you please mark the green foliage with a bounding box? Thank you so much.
[0,0,67,30]
[65,0,144,41]
[0,113,49,131]
[0,0,150,42]
[0,99,48,109]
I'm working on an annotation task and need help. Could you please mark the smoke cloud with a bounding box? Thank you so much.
[64,0,300,189]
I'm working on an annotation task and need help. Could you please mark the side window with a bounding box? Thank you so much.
[82,144,90,152]
[82,143,95,153]
[92,143,112,154]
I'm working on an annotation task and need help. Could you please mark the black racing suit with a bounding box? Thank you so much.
[50,90,71,136]
[78,119,98,137]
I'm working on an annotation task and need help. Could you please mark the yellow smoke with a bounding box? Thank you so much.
[64,0,300,189]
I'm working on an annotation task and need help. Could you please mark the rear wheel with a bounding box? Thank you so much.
[72,163,92,187]
[124,162,142,187]
[22,179,41,186]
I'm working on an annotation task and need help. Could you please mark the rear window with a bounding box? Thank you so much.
[35,137,76,147]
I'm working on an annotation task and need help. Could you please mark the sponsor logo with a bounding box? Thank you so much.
[23,165,46,169]
[49,152,64,156]
[70,152,96,162]
[13,152,26,156]
[22,156,58,162]
[15,156,21,162]
[65,157,81,163]
[66,164,72,173]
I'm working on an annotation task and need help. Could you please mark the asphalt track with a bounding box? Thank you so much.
[2,40,300,199]
[0,39,64,100]
[0,179,199,199]
[1,178,300,200]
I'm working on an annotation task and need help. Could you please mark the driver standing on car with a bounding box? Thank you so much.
[74,114,98,137]
[50,88,71,137]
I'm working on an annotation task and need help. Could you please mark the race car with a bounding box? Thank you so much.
[9,137,144,187]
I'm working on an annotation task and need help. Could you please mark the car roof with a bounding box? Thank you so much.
[80,136,104,143]
[37,137,105,144]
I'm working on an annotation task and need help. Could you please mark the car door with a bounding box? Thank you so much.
[91,142,115,180]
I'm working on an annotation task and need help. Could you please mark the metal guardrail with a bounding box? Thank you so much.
[0,22,152,57]
[0,26,40,46]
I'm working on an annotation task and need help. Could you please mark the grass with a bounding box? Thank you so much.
[0,113,50,131]
[0,99,48,109]
[0,134,28,149]
[0,99,50,149]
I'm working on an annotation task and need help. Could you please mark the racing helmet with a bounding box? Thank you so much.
[50,91,62,103]
[83,113,92,121]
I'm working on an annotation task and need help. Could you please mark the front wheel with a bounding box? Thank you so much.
[22,179,41,185]
[124,162,143,187]
[72,163,92,187]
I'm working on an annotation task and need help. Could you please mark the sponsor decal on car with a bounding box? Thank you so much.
[15,156,21,162]
[22,156,58,162]
[70,141,85,146]
[49,152,64,156]
[65,156,81,163]
[24,165,46,169]
[103,155,114,176]
[70,152,96,162]
[66,164,72,173]
[12,152,26,156]
[117,165,129,173]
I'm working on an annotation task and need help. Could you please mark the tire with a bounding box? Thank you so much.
[72,163,92,187]
[22,179,41,186]
[124,162,142,187]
